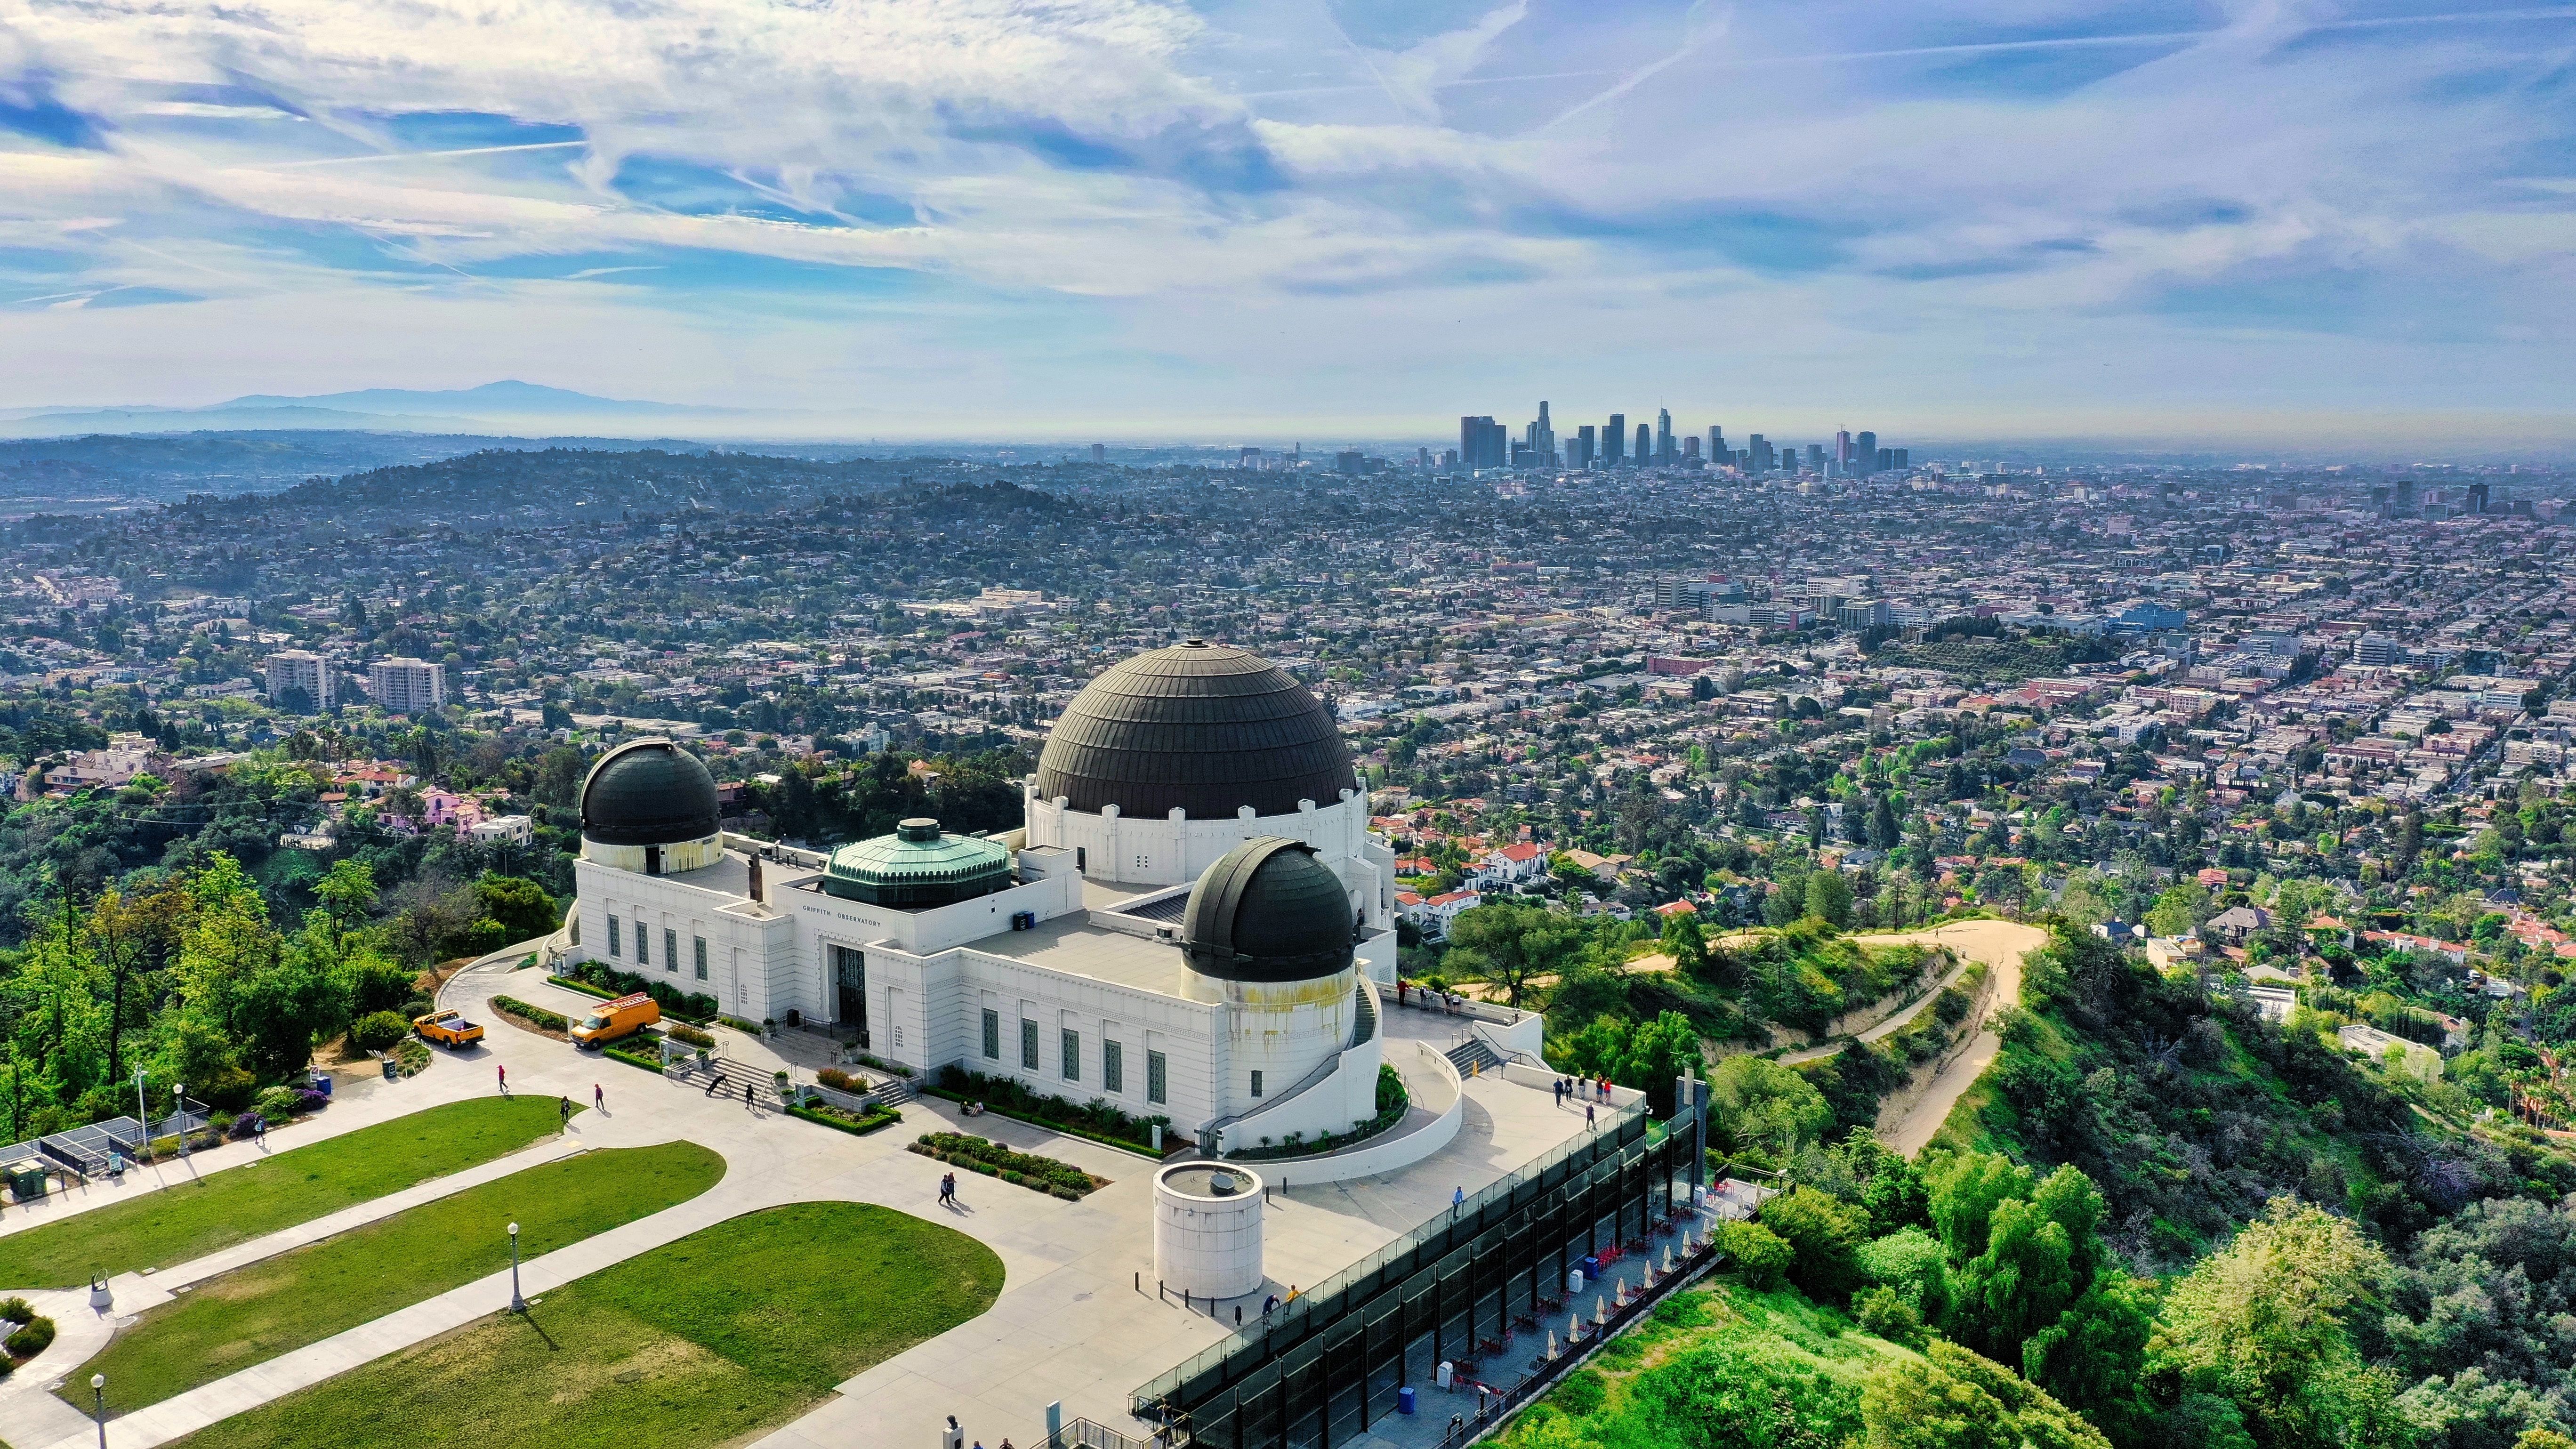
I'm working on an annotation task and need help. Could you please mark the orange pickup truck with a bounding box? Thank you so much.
[413,1010,485,1048]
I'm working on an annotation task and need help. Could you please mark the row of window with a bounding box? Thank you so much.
[982,1008,1165,1103]
[603,913,709,981]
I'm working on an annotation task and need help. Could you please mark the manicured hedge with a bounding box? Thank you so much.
[603,1045,665,1074]
[909,1133,1102,1199]
[552,963,718,1023]
[492,996,569,1033]
[789,1104,901,1136]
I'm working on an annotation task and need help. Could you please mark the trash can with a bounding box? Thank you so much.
[1436,1361,1454,1391]
[1397,1386,1417,1416]
[381,1057,399,1080]
[1567,1268,1585,1294]
[1580,1255,1601,1279]
[311,1072,334,1097]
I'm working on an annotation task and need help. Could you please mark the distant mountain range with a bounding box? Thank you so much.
[0,381,871,440]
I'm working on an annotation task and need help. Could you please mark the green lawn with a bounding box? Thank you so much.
[169,1202,1004,1449]
[0,1096,575,1290]
[75,1142,724,1414]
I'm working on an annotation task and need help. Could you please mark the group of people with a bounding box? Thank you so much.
[1553,1074,1610,1128]
[1396,980,1470,1014]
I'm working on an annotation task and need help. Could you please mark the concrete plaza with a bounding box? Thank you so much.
[8,947,1602,1449]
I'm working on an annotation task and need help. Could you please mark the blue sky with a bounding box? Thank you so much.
[0,0,2571,446]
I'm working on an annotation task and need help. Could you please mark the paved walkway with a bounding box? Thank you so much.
[26,948,1591,1449]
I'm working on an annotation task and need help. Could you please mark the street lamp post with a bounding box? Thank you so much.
[174,1081,187,1162]
[507,1222,525,1313]
[90,1373,106,1449]
[132,1070,149,1165]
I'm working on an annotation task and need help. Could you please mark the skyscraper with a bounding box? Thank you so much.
[1635,423,1652,465]
[1835,430,1854,471]
[1855,431,1876,476]
[1748,434,1771,473]
[1709,427,1725,464]
[1656,408,1674,465]
[1605,414,1626,465]
[1090,443,1105,464]
[1458,416,1506,469]
[1534,401,1555,467]
[1809,444,1827,473]
[1575,425,1597,467]
[2467,482,2491,514]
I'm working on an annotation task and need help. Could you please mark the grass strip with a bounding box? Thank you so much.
[75,1141,724,1414]
[168,1202,1001,1449]
[0,1096,573,1289]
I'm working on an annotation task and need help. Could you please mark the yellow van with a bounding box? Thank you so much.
[570,993,662,1049]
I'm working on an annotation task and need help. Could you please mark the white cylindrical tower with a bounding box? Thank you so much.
[1154,1162,1265,1300]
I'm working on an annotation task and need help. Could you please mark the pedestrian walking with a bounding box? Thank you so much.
[1586,1103,1597,1131]
[1452,1184,1465,1216]
[594,1083,604,1110]
[939,1172,957,1207]
[558,1094,573,1125]
[254,1115,267,1145]
[743,1079,756,1110]
[1264,1293,1279,1315]
[497,1062,508,1095]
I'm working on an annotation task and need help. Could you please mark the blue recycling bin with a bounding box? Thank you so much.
[311,1073,333,1097]
[1580,1255,1601,1279]
[1398,1386,1417,1415]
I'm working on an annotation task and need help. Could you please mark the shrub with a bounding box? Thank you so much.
[557,961,718,1021]
[816,1067,871,1093]
[666,1022,715,1049]
[0,1296,32,1323]
[291,1088,329,1115]
[1855,1285,1926,1347]
[1758,1187,1869,1303]
[1716,1220,1796,1290]
[350,1010,410,1053]
[911,1132,1098,1196]
[491,997,569,1032]
[927,1066,1176,1152]
[252,1086,301,1120]
[4,1316,55,1357]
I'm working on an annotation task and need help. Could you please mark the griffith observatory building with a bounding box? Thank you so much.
[560,641,1495,1155]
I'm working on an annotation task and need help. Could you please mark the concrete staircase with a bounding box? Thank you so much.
[1446,1034,1505,1077]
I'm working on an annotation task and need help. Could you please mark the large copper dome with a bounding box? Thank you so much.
[1033,641,1357,820]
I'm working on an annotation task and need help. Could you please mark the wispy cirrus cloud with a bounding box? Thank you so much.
[0,0,2567,443]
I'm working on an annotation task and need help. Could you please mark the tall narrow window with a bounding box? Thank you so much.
[1021,1019,1039,1071]
[634,921,648,966]
[1103,1040,1124,1095]
[834,946,870,1046]
[664,929,678,974]
[1147,1050,1167,1105]
[1062,1029,1079,1082]
[607,915,621,958]
[693,936,708,982]
[982,1008,1000,1060]
[1251,1070,1265,1098]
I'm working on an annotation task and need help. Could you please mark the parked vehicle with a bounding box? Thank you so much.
[571,993,661,1050]
[413,1010,485,1048]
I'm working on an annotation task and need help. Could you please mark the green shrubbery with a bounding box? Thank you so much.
[910,1132,1098,1198]
[1228,1064,1410,1160]
[349,1011,410,1052]
[490,996,567,1033]
[929,1065,1174,1152]
[3,1296,56,1358]
[554,962,717,1022]
[789,1103,900,1135]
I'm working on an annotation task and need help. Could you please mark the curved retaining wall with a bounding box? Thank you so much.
[1248,1039,1464,1188]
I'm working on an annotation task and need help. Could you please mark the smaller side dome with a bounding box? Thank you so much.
[580,739,721,846]
[1181,837,1355,982]
[824,819,1014,909]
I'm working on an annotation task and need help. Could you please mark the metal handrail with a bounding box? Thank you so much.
[1129,1094,1650,1415]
